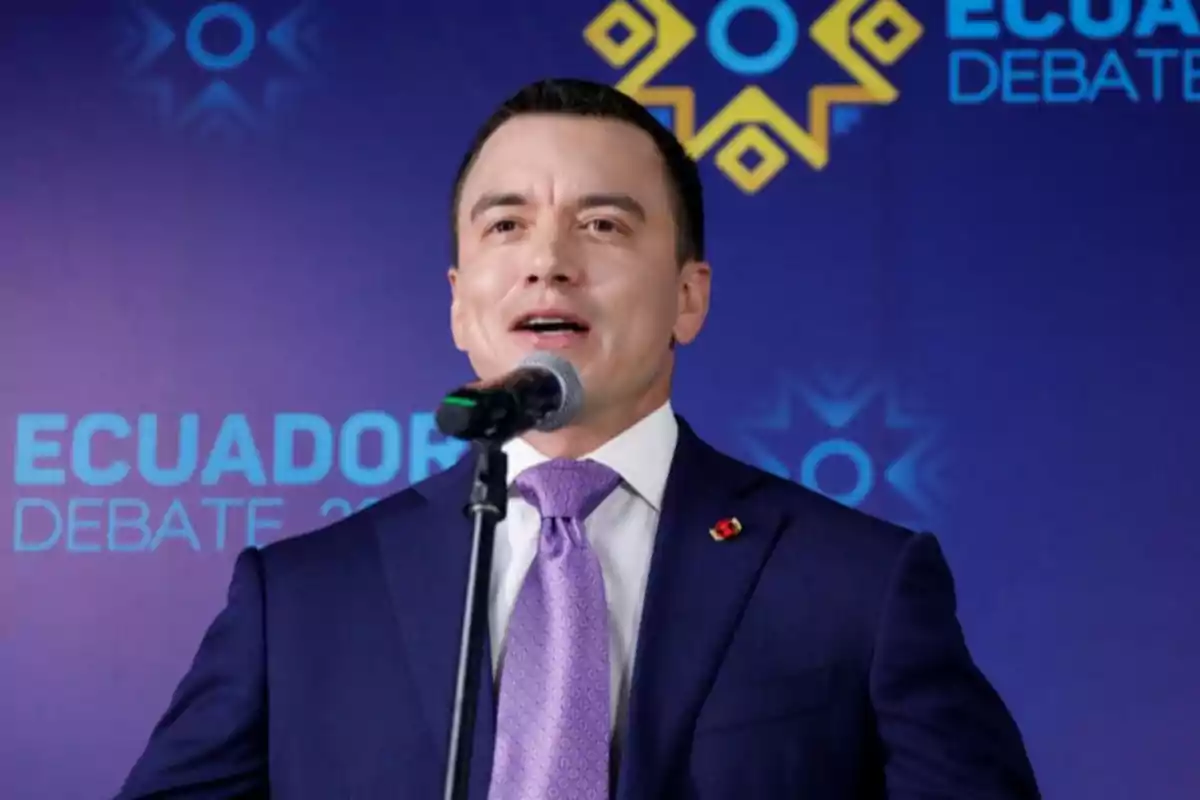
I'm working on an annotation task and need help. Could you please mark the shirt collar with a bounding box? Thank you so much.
[502,400,678,512]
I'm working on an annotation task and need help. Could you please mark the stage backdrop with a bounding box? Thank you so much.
[2,0,1198,797]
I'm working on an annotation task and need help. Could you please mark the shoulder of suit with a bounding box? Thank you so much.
[708,441,920,555]
[254,482,426,567]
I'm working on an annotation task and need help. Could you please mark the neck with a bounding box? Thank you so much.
[520,389,670,459]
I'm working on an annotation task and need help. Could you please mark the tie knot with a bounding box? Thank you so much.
[513,458,622,519]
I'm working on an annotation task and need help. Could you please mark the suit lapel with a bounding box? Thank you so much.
[372,448,497,800]
[371,419,782,799]
[617,418,786,800]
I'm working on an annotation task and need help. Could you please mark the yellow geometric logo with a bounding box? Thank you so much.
[584,0,922,194]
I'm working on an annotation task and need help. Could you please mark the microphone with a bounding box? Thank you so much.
[435,351,583,442]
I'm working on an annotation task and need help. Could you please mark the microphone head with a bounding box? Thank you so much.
[519,351,583,432]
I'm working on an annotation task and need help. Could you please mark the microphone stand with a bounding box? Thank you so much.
[443,443,508,800]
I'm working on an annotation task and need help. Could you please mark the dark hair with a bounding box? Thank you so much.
[449,77,705,265]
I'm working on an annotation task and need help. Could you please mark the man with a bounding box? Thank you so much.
[117,78,1040,799]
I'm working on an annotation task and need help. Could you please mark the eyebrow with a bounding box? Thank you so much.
[467,192,647,222]
[577,193,646,220]
[468,192,526,222]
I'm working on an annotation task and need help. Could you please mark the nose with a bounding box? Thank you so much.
[524,226,582,287]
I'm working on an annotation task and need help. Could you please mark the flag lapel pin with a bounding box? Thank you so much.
[709,517,743,541]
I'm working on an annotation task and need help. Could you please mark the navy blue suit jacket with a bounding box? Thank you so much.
[117,417,1039,798]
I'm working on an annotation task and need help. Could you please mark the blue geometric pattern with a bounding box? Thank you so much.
[831,106,863,136]
[114,1,323,141]
[734,368,950,531]
[647,106,674,130]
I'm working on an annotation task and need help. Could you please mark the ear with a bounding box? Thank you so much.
[672,260,711,346]
[447,266,468,353]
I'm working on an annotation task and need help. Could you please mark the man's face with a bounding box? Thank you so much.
[449,113,710,425]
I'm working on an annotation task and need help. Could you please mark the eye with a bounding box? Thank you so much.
[484,219,521,235]
[582,217,625,235]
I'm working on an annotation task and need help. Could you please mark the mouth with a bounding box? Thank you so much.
[510,310,591,348]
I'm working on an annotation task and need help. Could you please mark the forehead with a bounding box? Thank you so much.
[459,114,672,211]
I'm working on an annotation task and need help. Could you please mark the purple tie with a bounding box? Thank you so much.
[488,458,622,800]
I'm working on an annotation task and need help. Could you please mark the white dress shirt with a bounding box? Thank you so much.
[489,400,677,740]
